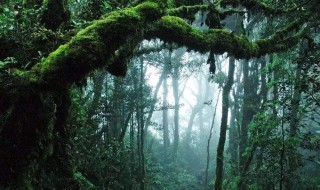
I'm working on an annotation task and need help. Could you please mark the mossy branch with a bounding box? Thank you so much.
[219,0,315,16]
[147,16,306,59]
[32,2,163,88]
[29,1,304,89]
[166,4,245,27]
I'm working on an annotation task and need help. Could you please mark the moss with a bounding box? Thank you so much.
[1,4,163,186]
[33,2,163,88]
[0,72,56,188]
[148,15,304,59]
[166,5,208,21]
[134,1,163,20]
[12,69,40,83]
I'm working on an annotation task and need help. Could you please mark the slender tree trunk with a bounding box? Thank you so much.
[163,58,170,158]
[138,59,145,190]
[111,78,123,138]
[172,57,180,159]
[239,60,250,170]
[228,90,238,175]
[204,89,221,189]
[214,56,235,190]
[118,110,133,142]
[144,70,166,139]
[287,63,302,189]
[129,113,134,190]
[228,64,242,176]
[238,58,267,190]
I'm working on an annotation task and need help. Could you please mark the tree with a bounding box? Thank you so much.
[0,0,318,188]
[214,56,235,190]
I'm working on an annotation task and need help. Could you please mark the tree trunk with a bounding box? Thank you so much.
[214,56,235,190]
[172,56,180,159]
[204,89,221,189]
[287,63,302,189]
[144,70,165,139]
[163,54,170,158]
[239,60,250,170]
[138,58,145,190]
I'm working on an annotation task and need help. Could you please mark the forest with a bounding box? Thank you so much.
[0,0,319,189]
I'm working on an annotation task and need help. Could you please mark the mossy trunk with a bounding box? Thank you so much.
[0,73,56,189]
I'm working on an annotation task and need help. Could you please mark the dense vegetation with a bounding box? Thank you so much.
[0,0,319,189]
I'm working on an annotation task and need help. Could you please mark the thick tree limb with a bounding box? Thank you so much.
[148,16,306,58]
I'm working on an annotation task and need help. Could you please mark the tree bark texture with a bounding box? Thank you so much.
[214,56,235,190]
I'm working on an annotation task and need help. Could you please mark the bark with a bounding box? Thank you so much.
[214,56,235,190]
[162,58,170,157]
[144,70,165,139]
[228,62,242,175]
[129,113,134,190]
[287,63,302,189]
[172,55,180,159]
[237,57,268,189]
[45,90,78,189]
[239,60,250,171]
[138,58,145,190]
[204,89,221,189]
[118,111,133,142]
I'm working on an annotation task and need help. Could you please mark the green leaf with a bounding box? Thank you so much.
[103,1,111,9]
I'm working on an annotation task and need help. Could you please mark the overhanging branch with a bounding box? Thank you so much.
[147,16,306,59]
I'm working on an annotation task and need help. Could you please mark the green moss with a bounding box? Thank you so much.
[134,1,162,20]
[33,2,163,88]
[0,72,56,188]
[12,70,40,83]
[149,15,304,58]
[166,5,207,21]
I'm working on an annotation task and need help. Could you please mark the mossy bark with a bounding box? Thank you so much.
[0,73,56,189]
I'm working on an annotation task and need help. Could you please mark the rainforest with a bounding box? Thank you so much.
[0,0,319,189]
